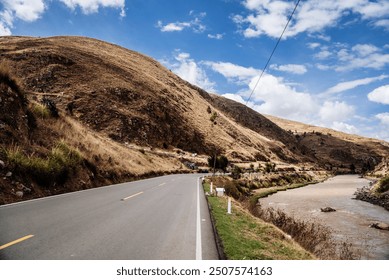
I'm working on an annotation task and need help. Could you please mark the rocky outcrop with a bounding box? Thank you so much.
[369,222,389,231]
[320,207,336,212]
[354,186,389,211]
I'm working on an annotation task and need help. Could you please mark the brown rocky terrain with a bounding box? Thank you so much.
[0,35,388,204]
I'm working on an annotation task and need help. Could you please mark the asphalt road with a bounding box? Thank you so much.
[0,174,218,259]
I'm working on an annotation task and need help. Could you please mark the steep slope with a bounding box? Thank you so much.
[0,36,308,162]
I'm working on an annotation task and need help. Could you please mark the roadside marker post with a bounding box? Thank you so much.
[210,182,213,194]
[227,197,232,214]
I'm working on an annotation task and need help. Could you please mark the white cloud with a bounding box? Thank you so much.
[324,75,388,95]
[222,93,246,104]
[207,33,224,39]
[307,42,321,49]
[161,52,215,92]
[203,61,259,84]
[247,73,318,122]
[319,101,355,123]
[235,0,389,39]
[368,85,389,104]
[374,19,389,30]
[0,0,46,35]
[270,64,307,75]
[157,12,206,33]
[376,112,389,126]
[315,42,389,72]
[314,50,332,60]
[59,0,125,15]
[352,44,379,56]
[0,0,125,35]
[1,0,46,22]
[0,21,11,36]
[331,121,359,134]
[205,61,363,135]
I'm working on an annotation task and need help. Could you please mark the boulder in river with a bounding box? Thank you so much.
[369,222,389,231]
[320,207,336,212]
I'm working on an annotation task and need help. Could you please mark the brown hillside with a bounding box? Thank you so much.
[266,115,389,173]
[0,36,309,162]
[0,35,388,204]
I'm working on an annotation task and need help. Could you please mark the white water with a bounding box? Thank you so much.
[259,175,389,259]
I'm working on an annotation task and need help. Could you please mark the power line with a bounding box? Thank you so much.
[245,0,301,106]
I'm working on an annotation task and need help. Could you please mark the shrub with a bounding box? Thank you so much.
[41,97,59,118]
[210,112,218,122]
[231,165,242,179]
[264,162,276,173]
[376,176,389,193]
[31,103,51,119]
[208,154,229,172]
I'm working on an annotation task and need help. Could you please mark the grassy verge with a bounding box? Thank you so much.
[204,182,313,260]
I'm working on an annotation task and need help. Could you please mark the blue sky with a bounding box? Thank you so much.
[1,0,389,141]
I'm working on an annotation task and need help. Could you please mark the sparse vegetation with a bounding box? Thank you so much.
[264,162,276,173]
[5,140,83,186]
[250,204,358,259]
[210,111,218,122]
[208,154,229,172]
[31,102,51,119]
[41,97,59,118]
[376,176,389,193]
[231,165,242,179]
[204,182,313,260]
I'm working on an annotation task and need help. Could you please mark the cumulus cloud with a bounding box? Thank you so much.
[245,73,318,122]
[161,51,215,92]
[59,0,125,15]
[235,0,389,39]
[376,112,389,126]
[368,85,389,104]
[0,0,46,35]
[204,60,362,133]
[203,61,259,84]
[0,0,126,35]
[156,11,206,33]
[319,101,355,123]
[207,33,224,39]
[324,75,388,95]
[270,64,307,75]
[314,43,389,72]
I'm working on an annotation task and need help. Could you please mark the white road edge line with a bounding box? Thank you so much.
[196,178,202,260]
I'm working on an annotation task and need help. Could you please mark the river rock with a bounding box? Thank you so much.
[321,207,336,212]
[5,171,12,177]
[0,160,5,169]
[369,222,389,231]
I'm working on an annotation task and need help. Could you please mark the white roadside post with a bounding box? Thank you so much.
[210,182,213,194]
[227,197,232,214]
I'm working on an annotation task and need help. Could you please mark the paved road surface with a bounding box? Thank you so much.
[0,174,218,259]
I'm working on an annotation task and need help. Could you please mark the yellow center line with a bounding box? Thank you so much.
[121,191,143,201]
[0,235,34,250]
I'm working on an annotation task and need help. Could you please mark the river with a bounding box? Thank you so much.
[259,175,389,259]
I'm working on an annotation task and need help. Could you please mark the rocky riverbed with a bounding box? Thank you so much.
[354,186,389,211]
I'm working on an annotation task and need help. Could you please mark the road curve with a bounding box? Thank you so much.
[0,174,218,259]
